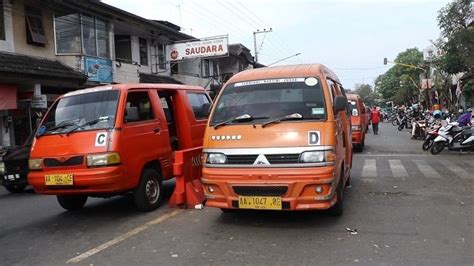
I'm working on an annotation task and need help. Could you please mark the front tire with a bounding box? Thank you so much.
[430,141,445,155]
[133,168,163,212]
[329,174,344,216]
[57,195,88,211]
[422,138,434,151]
[4,183,27,193]
[398,124,404,131]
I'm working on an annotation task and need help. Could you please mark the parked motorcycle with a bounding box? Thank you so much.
[430,123,472,154]
[397,115,413,131]
[422,123,441,150]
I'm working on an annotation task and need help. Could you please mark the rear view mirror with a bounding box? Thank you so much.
[125,107,139,122]
[334,95,347,113]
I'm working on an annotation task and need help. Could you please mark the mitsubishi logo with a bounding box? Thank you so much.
[253,154,270,165]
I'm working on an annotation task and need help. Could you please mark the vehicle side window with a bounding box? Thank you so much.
[326,79,335,103]
[187,92,211,120]
[124,91,154,123]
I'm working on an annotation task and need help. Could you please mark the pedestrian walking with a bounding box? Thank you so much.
[371,106,381,135]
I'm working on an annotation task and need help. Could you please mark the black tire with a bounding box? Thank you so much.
[133,168,163,212]
[430,141,445,155]
[57,195,87,211]
[392,120,399,126]
[4,183,27,193]
[422,138,434,151]
[329,174,344,216]
[398,124,404,131]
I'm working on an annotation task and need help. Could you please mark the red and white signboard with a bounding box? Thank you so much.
[166,36,228,62]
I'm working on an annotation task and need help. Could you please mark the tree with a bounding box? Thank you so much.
[434,0,474,104]
[376,48,424,105]
[354,83,377,106]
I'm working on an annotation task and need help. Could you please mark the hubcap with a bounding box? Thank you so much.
[145,178,160,204]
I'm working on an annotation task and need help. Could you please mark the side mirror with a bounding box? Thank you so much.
[334,95,347,113]
[125,107,139,123]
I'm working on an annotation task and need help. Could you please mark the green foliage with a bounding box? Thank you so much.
[376,48,424,104]
[435,0,474,75]
[354,83,377,106]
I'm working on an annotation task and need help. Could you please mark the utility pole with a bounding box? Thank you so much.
[253,28,272,64]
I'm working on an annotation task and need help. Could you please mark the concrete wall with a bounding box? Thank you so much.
[11,0,56,58]
[0,0,14,52]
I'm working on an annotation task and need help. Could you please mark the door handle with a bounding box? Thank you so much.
[153,128,161,134]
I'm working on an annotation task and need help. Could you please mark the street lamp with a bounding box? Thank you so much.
[267,53,302,66]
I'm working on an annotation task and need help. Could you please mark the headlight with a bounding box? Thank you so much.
[0,161,4,174]
[299,150,335,163]
[87,152,121,167]
[29,158,43,170]
[205,153,227,164]
[352,125,362,131]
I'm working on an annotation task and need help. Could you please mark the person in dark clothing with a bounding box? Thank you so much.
[371,106,381,135]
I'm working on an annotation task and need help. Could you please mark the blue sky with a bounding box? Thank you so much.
[103,0,450,89]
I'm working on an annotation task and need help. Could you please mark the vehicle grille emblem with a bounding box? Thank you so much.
[253,154,270,165]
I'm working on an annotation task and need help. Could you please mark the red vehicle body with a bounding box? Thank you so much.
[347,94,368,151]
[28,84,211,211]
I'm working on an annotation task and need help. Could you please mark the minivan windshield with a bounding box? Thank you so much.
[40,90,119,135]
[210,77,326,126]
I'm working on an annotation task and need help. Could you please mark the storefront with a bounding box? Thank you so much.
[0,52,87,148]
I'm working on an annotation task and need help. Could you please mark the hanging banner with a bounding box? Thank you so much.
[166,36,228,62]
[0,85,17,110]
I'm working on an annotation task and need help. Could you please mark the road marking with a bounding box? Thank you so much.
[357,153,430,157]
[440,160,472,180]
[388,159,408,178]
[414,160,442,179]
[362,159,377,178]
[66,210,181,264]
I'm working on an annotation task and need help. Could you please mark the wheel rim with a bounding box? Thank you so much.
[145,178,160,204]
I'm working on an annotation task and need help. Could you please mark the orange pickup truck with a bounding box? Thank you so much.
[28,84,211,211]
[201,64,352,216]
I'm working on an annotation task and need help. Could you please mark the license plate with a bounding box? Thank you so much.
[238,196,282,210]
[45,174,74,186]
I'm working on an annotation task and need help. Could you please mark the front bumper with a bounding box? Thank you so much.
[202,166,339,211]
[28,166,128,195]
[1,173,28,186]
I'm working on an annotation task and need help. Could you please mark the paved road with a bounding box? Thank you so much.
[0,122,473,265]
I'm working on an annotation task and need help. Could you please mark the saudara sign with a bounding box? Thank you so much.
[166,36,229,62]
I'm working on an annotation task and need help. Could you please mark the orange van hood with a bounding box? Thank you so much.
[203,122,335,149]
[30,130,114,158]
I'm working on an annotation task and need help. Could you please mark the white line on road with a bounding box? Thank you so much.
[362,159,377,178]
[414,160,442,179]
[440,160,473,180]
[389,159,408,178]
[66,210,181,264]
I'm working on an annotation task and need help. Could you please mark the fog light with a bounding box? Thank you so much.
[207,186,215,193]
[315,186,323,194]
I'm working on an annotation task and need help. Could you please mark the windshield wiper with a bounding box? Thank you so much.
[65,116,110,136]
[41,118,81,135]
[213,114,268,129]
[261,113,303,128]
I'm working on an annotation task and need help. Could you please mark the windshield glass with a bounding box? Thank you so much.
[210,77,326,125]
[349,100,359,116]
[41,90,119,134]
